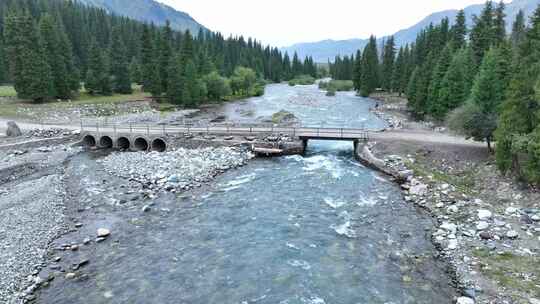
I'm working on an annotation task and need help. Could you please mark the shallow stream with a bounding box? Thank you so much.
[38,85,454,303]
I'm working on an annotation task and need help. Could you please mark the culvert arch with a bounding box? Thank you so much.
[82,135,96,147]
[151,138,167,152]
[133,137,149,152]
[117,137,130,150]
[99,136,113,148]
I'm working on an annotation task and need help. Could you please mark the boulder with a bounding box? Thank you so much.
[457,297,475,304]
[97,228,111,238]
[477,209,493,220]
[271,110,298,124]
[6,121,22,137]
[476,221,489,230]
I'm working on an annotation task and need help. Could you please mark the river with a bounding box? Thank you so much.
[38,84,455,303]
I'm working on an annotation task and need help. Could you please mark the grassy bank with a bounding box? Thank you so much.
[0,85,17,98]
[288,75,316,86]
[318,80,354,92]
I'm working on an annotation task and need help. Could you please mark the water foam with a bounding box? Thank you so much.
[323,198,347,209]
[287,259,312,270]
[330,221,356,238]
[357,197,377,207]
[302,155,343,179]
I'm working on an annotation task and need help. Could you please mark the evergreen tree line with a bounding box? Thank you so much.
[329,54,355,80]
[0,0,315,105]
[342,1,540,184]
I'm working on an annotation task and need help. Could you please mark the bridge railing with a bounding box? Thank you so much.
[80,122,370,141]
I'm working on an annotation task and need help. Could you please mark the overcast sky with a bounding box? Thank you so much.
[157,0,501,47]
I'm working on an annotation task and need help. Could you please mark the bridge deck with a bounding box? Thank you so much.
[82,123,371,141]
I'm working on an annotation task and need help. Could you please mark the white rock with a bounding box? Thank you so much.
[447,239,458,250]
[447,205,459,213]
[409,183,428,196]
[529,298,540,304]
[457,297,475,304]
[531,215,540,222]
[441,222,457,234]
[97,228,111,237]
[477,209,493,220]
[506,230,519,239]
[436,202,445,208]
[476,221,489,231]
[505,207,518,214]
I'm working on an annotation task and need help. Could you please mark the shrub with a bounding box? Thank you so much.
[288,75,316,86]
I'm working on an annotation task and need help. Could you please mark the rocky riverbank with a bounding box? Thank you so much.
[359,96,540,303]
[99,147,254,198]
[0,139,83,303]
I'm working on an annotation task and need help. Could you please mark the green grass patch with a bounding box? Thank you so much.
[404,160,476,194]
[319,80,354,92]
[473,248,540,300]
[0,85,17,97]
[288,75,316,86]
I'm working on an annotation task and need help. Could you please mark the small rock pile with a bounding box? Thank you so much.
[25,128,77,138]
[99,147,253,196]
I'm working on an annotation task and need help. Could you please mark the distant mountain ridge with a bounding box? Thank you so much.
[75,0,206,33]
[282,0,540,62]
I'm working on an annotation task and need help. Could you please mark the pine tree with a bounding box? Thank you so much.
[437,47,475,118]
[180,30,194,63]
[85,39,110,95]
[470,1,495,66]
[182,60,198,106]
[392,47,405,94]
[353,49,362,91]
[451,47,510,150]
[56,17,80,94]
[283,52,292,80]
[493,1,507,45]
[140,25,157,93]
[110,26,132,94]
[359,36,379,97]
[167,52,184,104]
[510,10,526,49]
[129,57,142,84]
[427,43,453,119]
[450,10,467,49]
[292,52,303,77]
[159,21,173,92]
[495,6,540,176]
[0,39,6,84]
[381,36,396,91]
[5,8,53,102]
[39,13,70,99]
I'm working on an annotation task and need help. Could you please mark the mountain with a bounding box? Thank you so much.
[282,0,540,63]
[75,0,206,33]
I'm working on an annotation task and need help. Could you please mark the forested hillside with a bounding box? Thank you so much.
[332,1,540,184]
[75,0,205,34]
[0,0,317,105]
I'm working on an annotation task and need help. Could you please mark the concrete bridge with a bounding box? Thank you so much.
[80,123,371,153]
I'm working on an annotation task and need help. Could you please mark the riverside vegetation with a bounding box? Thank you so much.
[330,1,540,185]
